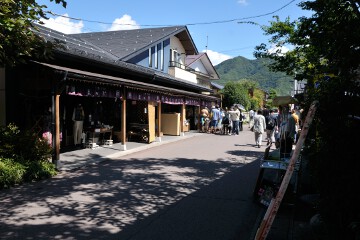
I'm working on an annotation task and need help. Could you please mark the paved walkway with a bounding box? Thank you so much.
[1,127,305,239]
[58,131,202,171]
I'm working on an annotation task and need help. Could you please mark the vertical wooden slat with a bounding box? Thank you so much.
[255,101,318,240]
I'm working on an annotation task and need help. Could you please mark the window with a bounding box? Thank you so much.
[148,48,152,67]
[155,44,158,69]
[161,41,164,70]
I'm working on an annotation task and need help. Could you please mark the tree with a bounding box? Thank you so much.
[255,1,360,238]
[221,81,250,110]
[0,0,67,67]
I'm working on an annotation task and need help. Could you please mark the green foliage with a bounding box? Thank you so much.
[215,56,293,95]
[0,123,19,159]
[0,124,52,162]
[0,158,26,189]
[0,0,67,67]
[23,160,57,182]
[255,0,360,237]
[0,124,57,189]
[222,81,250,109]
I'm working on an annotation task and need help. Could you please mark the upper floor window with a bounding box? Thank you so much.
[155,44,158,69]
[161,41,164,70]
[148,48,152,67]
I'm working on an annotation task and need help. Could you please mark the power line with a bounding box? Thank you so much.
[48,0,297,28]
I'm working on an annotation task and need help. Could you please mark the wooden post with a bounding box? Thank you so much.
[181,103,185,134]
[255,101,318,240]
[197,105,201,131]
[157,101,162,141]
[121,89,127,150]
[55,94,60,161]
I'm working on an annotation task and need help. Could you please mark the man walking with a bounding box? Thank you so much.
[265,109,278,146]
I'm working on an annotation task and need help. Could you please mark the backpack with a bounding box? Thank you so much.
[267,116,275,129]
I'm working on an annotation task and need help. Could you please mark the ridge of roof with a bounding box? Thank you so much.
[70,26,189,60]
[185,53,205,66]
[32,24,212,92]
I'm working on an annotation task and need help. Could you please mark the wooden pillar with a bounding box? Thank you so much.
[55,94,60,161]
[196,105,201,131]
[157,102,162,142]
[121,89,127,151]
[181,103,185,135]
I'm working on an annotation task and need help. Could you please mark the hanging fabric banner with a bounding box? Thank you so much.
[185,98,200,106]
[66,85,121,99]
[126,91,161,102]
[201,100,213,108]
[161,95,184,105]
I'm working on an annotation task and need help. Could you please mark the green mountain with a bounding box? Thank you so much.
[214,56,293,95]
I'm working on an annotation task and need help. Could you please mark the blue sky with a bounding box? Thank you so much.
[38,0,311,65]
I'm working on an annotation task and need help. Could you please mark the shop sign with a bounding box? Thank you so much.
[185,98,200,106]
[127,91,161,102]
[66,85,122,99]
[161,95,184,105]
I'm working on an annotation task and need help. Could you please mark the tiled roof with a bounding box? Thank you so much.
[211,82,224,89]
[70,26,193,60]
[32,24,211,92]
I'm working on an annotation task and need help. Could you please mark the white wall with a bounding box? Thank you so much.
[170,36,186,65]
[190,61,209,75]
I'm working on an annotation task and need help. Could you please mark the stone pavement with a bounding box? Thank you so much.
[58,131,201,171]
[0,128,311,239]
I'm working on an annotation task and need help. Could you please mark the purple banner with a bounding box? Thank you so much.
[185,98,200,106]
[161,95,184,105]
[66,85,121,99]
[127,91,161,102]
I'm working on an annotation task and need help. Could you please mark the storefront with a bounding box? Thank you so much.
[5,61,218,162]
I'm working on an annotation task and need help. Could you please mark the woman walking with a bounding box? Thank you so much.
[253,109,266,148]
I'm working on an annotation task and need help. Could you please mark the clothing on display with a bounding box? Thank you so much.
[72,104,85,145]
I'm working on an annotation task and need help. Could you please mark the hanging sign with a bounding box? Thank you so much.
[66,85,122,99]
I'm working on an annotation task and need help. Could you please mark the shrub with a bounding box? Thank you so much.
[0,123,19,159]
[0,124,57,189]
[23,160,57,182]
[0,124,52,162]
[0,158,26,189]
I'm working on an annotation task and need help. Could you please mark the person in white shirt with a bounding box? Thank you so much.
[253,109,266,148]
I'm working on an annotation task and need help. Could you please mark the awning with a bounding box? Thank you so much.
[34,61,219,103]
[272,96,298,106]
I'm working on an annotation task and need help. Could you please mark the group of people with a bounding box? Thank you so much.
[251,106,301,150]
[200,105,302,152]
[200,105,245,135]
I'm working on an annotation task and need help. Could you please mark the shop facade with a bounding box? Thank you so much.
[2,24,220,163]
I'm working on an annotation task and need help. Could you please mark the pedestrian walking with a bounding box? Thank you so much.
[253,109,266,148]
[249,109,255,129]
[265,109,278,147]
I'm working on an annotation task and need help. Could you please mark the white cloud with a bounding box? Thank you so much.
[41,14,84,34]
[202,50,233,66]
[238,0,249,6]
[268,45,290,56]
[107,14,140,31]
